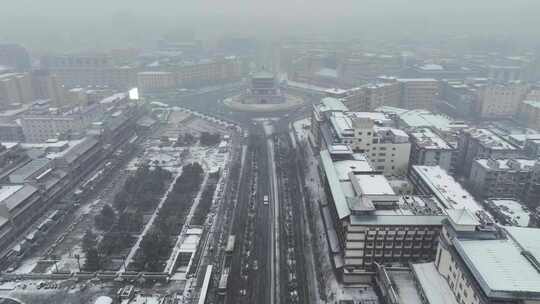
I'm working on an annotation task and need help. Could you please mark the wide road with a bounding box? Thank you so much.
[225,125,272,304]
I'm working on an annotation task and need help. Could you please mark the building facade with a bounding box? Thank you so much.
[409,127,457,174]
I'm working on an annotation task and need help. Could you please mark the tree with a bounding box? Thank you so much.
[199,132,220,146]
[84,248,101,271]
[95,204,116,230]
[81,230,97,253]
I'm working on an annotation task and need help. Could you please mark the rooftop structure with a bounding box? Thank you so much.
[466,128,517,150]
[409,128,453,150]
[409,165,488,223]
[376,106,467,135]
[484,199,531,227]
[455,226,540,298]
[8,158,50,183]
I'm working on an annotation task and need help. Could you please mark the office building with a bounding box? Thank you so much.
[319,150,445,283]
[432,223,540,304]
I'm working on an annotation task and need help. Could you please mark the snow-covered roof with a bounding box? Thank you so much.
[467,128,517,150]
[412,165,484,214]
[487,199,530,227]
[455,226,540,299]
[412,262,459,304]
[410,127,453,150]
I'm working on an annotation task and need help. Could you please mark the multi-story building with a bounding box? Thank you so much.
[0,44,31,71]
[439,79,479,120]
[409,127,457,174]
[409,165,489,219]
[469,158,537,200]
[457,128,520,177]
[432,222,540,304]
[483,198,531,227]
[41,53,137,89]
[0,73,34,106]
[376,106,468,141]
[137,71,177,94]
[337,53,402,86]
[174,57,242,88]
[313,98,410,176]
[397,78,440,110]
[30,70,68,107]
[344,81,401,112]
[519,100,540,131]
[20,103,104,142]
[475,82,528,119]
[319,150,445,283]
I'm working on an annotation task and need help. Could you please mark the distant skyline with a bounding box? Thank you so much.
[1,0,539,52]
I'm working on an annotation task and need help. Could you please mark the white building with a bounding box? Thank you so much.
[313,98,411,177]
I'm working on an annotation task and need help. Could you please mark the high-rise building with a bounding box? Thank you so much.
[0,73,34,106]
[0,44,31,71]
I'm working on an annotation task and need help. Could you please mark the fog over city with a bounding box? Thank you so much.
[1,1,540,304]
[1,0,540,50]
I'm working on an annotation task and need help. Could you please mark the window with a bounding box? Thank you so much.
[376,166,385,170]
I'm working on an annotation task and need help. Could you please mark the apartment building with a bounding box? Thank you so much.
[469,158,537,200]
[475,82,528,119]
[409,127,457,174]
[137,71,177,94]
[41,53,137,89]
[519,100,540,131]
[468,158,540,207]
[397,78,440,110]
[319,150,445,283]
[174,57,242,88]
[0,73,34,106]
[457,128,520,177]
[344,81,401,112]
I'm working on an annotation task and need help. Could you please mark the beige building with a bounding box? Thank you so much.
[397,78,440,110]
[0,73,34,106]
[137,71,177,93]
[432,220,540,304]
[475,82,528,119]
[345,81,401,112]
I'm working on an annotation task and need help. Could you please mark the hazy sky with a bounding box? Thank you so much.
[1,0,539,52]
